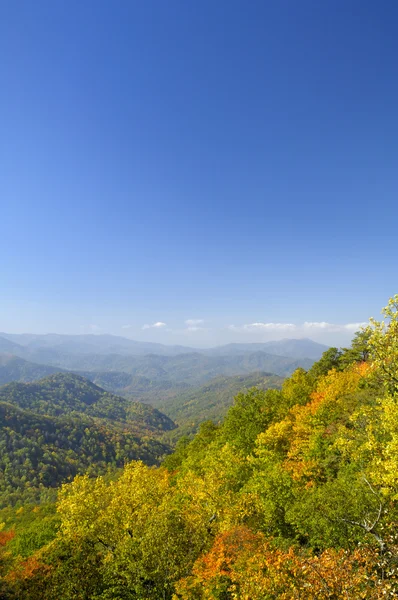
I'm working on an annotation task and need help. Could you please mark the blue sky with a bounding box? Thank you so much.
[1,0,397,347]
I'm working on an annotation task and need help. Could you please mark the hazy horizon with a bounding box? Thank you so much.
[0,327,361,349]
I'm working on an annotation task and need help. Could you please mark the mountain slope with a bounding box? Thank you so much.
[8,350,312,384]
[78,371,190,403]
[119,351,312,384]
[0,336,25,355]
[0,372,176,432]
[204,338,328,359]
[0,373,176,507]
[0,353,63,385]
[158,372,283,438]
[261,338,329,359]
[0,355,183,403]
[0,401,171,507]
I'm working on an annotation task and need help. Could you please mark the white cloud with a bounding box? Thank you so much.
[142,321,167,330]
[185,318,205,332]
[303,321,368,333]
[121,324,132,329]
[228,320,368,335]
[229,322,296,332]
[344,322,368,331]
[303,321,337,331]
[89,324,101,332]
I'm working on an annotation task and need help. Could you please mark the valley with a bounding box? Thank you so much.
[0,335,323,508]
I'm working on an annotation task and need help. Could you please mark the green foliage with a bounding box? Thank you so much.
[0,402,171,508]
[6,505,59,558]
[158,372,283,439]
[0,374,175,507]
[308,347,343,380]
[0,372,176,431]
[308,331,372,380]
[221,387,285,456]
[340,329,371,366]
[366,294,398,393]
[3,297,398,599]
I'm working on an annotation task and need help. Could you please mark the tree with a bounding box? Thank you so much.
[308,348,343,380]
[365,294,398,393]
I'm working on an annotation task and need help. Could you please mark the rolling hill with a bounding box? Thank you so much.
[0,353,63,385]
[157,371,284,438]
[0,373,176,507]
[0,372,176,430]
[0,349,313,384]
[203,338,328,359]
[0,336,25,355]
[0,334,326,408]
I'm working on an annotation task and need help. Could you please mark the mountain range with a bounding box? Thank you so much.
[0,334,330,507]
[0,332,328,359]
[0,332,196,357]
[0,334,327,393]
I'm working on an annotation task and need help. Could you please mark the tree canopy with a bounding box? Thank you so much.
[1,296,398,599]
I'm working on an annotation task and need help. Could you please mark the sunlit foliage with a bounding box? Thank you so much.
[2,296,398,598]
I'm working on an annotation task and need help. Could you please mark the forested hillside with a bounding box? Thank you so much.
[0,373,175,430]
[1,296,398,599]
[46,350,312,382]
[0,403,171,508]
[158,372,283,438]
[0,354,62,385]
[78,371,191,403]
[0,354,191,403]
[0,374,175,508]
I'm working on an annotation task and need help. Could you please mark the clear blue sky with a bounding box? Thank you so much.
[1,0,397,347]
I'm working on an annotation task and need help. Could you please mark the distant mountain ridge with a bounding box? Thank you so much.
[0,332,328,359]
[202,338,328,359]
[0,348,313,389]
[0,332,196,356]
[0,335,327,406]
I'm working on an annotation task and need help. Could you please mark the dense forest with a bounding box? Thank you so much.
[0,373,176,429]
[1,296,398,598]
[158,372,283,439]
[0,374,175,508]
[0,354,62,386]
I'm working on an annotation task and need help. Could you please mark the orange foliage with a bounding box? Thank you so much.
[0,529,15,547]
[276,363,370,481]
[6,555,51,583]
[175,526,395,599]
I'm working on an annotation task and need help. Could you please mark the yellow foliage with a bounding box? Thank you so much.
[255,363,371,483]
